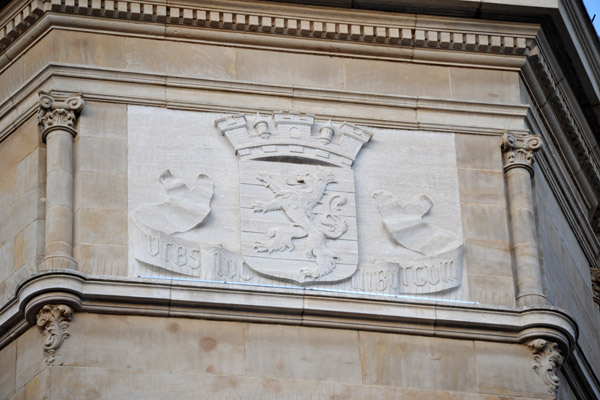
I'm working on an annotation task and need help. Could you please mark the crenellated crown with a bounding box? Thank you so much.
[215,111,373,168]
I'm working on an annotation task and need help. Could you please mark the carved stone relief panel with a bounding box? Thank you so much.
[128,107,464,299]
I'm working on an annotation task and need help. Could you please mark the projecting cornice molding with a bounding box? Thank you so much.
[0,0,534,59]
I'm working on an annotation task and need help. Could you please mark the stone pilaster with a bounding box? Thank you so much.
[501,132,548,307]
[37,92,84,270]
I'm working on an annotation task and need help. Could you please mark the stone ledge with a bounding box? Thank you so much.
[0,270,578,356]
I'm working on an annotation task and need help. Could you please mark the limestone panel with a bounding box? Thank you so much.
[344,59,451,98]
[450,68,521,104]
[75,208,127,247]
[75,171,127,210]
[358,332,478,392]
[0,340,16,400]
[244,324,362,383]
[126,316,246,376]
[78,102,127,139]
[74,243,128,276]
[47,366,107,400]
[60,313,130,369]
[236,48,344,89]
[126,38,236,80]
[457,168,506,206]
[15,327,46,391]
[76,137,126,175]
[463,238,512,277]
[467,273,516,306]
[455,134,504,171]
[461,204,509,242]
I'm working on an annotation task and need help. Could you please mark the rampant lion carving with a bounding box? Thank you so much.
[252,167,348,279]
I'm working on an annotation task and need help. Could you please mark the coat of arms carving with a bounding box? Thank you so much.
[216,112,372,284]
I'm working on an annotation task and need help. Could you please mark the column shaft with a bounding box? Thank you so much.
[37,92,84,270]
[501,132,548,307]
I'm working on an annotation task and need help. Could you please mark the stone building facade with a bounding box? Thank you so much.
[0,0,599,398]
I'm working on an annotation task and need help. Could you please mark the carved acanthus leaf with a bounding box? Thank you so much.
[592,268,600,309]
[528,339,564,399]
[501,132,543,173]
[36,304,74,365]
[37,91,84,141]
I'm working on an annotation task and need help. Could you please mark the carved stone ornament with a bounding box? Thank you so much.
[216,112,372,284]
[501,132,543,174]
[130,169,238,277]
[528,339,564,399]
[370,190,464,293]
[36,304,74,365]
[592,267,600,309]
[37,91,84,142]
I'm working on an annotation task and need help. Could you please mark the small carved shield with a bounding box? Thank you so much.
[216,111,372,284]
[239,160,358,284]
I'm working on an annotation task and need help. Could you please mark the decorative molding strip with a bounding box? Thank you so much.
[528,339,564,399]
[528,46,600,234]
[0,0,533,56]
[592,268,600,309]
[35,303,73,364]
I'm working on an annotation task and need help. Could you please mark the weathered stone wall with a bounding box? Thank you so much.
[0,313,553,399]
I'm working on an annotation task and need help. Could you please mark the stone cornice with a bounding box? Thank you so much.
[0,64,530,144]
[0,0,536,61]
[0,270,579,354]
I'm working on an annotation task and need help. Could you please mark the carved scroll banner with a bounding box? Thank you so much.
[367,190,464,294]
[131,169,245,277]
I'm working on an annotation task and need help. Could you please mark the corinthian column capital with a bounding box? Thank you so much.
[501,132,543,175]
[37,91,84,142]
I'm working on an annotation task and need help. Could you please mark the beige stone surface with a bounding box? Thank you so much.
[126,316,246,375]
[75,171,127,210]
[79,102,127,139]
[474,341,550,398]
[455,134,504,171]
[237,48,345,89]
[244,323,362,383]
[468,273,516,306]
[461,204,509,242]
[464,238,513,277]
[0,340,16,400]
[450,68,521,104]
[74,243,128,276]
[344,58,451,98]
[15,327,46,391]
[75,208,127,247]
[47,366,107,400]
[76,136,126,175]
[457,168,506,206]
[358,332,478,392]
[126,38,236,80]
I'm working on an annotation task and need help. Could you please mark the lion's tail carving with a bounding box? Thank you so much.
[317,194,348,239]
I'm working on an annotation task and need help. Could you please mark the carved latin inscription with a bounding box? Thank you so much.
[528,339,564,399]
[36,304,73,365]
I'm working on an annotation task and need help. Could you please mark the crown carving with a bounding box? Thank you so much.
[215,111,373,167]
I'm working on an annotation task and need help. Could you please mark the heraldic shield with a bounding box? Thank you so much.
[216,112,373,285]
